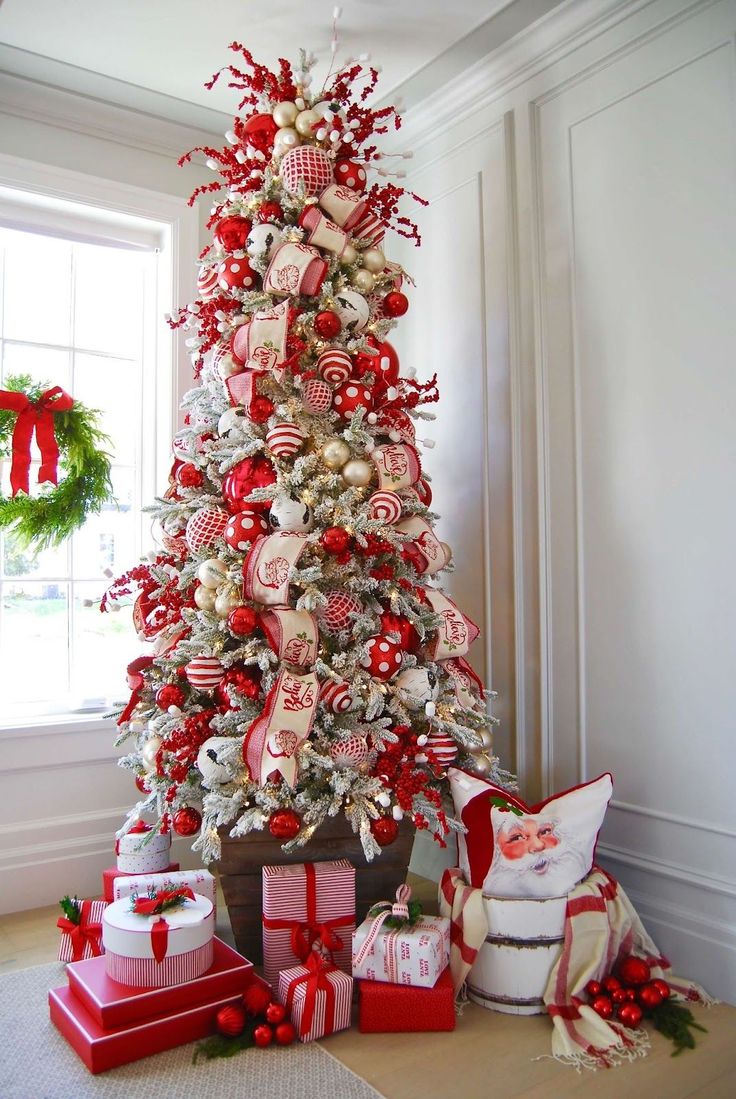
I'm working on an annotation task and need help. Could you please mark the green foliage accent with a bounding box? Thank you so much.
[490,796,523,816]
[652,1000,708,1055]
[368,897,424,929]
[58,895,81,924]
[0,374,114,551]
[193,1027,256,1062]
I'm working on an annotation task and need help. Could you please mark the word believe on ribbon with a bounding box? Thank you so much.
[0,385,74,497]
[243,667,319,786]
[424,589,480,661]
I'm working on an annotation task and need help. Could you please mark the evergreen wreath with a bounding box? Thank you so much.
[0,374,114,551]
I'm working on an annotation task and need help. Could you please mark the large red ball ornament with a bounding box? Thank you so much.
[333,380,373,422]
[379,611,419,652]
[214,217,251,252]
[134,773,149,794]
[253,1024,273,1048]
[243,113,278,140]
[383,291,409,317]
[334,159,367,193]
[217,257,258,292]
[314,311,342,338]
[175,463,203,488]
[618,1002,644,1029]
[321,527,351,555]
[243,982,272,1017]
[618,957,651,987]
[354,338,400,390]
[651,978,671,1000]
[224,508,269,551]
[257,201,283,222]
[216,1003,247,1037]
[591,995,614,1020]
[360,635,403,680]
[227,605,260,637]
[249,396,275,424]
[637,983,663,1010]
[222,457,276,513]
[269,809,301,840]
[371,816,399,847]
[156,684,185,711]
[274,1021,297,1045]
[172,807,202,836]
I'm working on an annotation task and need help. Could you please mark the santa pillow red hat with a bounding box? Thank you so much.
[447,769,613,899]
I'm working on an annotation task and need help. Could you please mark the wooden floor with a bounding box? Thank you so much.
[3,877,735,1099]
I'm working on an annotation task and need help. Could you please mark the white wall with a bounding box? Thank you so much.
[396,0,736,1001]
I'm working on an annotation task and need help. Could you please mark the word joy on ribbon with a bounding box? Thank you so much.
[56,899,103,963]
[0,386,74,497]
[262,862,353,963]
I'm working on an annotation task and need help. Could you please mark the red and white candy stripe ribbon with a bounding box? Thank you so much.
[353,883,412,969]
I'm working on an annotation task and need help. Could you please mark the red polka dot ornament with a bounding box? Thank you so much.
[360,635,403,680]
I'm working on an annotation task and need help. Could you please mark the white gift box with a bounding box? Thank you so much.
[102,892,214,988]
[116,826,171,875]
[112,869,216,916]
[352,914,450,988]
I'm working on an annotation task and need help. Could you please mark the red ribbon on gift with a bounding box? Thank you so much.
[0,386,74,497]
[56,899,103,962]
[132,886,195,964]
[285,950,337,1039]
[262,862,353,963]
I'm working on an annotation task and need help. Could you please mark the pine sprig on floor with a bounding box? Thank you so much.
[653,1000,708,1055]
[193,1028,256,1062]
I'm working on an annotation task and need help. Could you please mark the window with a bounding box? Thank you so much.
[0,189,177,723]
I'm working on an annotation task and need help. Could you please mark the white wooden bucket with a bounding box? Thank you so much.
[467,894,567,1015]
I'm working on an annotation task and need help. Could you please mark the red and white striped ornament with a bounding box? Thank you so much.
[280,146,333,195]
[425,731,458,768]
[266,422,306,458]
[197,264,219,300]
[320,678,354,713]
[330,735,369,769]
[317,348,351,386]
[185,656,225,691]
[185,508,229,552]
[318,590,362,634]
[367,490,402,524]
[302,378,333,414]
[350,210,385,248]
[224,508,268,551]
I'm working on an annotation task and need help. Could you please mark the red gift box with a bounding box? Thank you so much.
[66,937,252,1029]
[357,968,456,1032]
[102,862,179,902]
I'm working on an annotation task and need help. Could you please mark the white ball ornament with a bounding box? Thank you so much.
[197,559,227,589]
[320,438,351,470]
[274,126,300,150]
[394,667,439,709]
[333,289,370,333]
[218,407,247,436]
[214,589,240,618]
[197,736,236,786]
[351,269,375,293]
[141,736,162,771]
[341,459,373,487]
[194,585,217,612]
[247,223,281,260]
[295,109,320,137]
[362,248,386,273]
[268,495,314,533]
[272,101,298,128]
[340,244,358,266]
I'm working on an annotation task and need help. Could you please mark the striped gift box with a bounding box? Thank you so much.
[102,892,214,989]
[277,960,353,1042]
[105,939,214,989]
[112,869,216,917]
[262,861,355,989]
[58,899,106,963]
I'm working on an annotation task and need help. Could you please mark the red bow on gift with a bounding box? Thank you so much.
[285,949,338,1039]
[262,862,353,964]
[133,886,195,964]
[0,386,74,497]
[56,899,103,963]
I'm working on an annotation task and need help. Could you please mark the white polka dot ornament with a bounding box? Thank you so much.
[367,490,402,524]
[217,257,258,291]
[333,380,373,421]
[330,734,369,769]
[185,655,225,691]
[334,159,367,193]
[185,508,229,552]
[266,422,307,457]
[224,508,268,551]
[302,378,333,414]
[318,590,362,633]
[280,146,333,195]
[360,635,403,680]
[316,348,352,386]
[320,678,354,713]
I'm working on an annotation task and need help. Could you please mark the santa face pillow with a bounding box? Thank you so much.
[448,769,613,899]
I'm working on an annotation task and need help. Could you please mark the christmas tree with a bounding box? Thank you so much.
[106,35,510,863]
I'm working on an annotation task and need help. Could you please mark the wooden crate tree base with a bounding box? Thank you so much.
[218,817,416,965]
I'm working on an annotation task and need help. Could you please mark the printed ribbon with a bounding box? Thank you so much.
[243,667,319,786]
[262,862,353,964]
[440,656,484,709]
[261,607,318,668]
[232,300,289,376]
[395,517,447,576]
[285,949,338,1039]
[264,242,327,298]
[353,884,413,970]
[56,899,103,962]
[242,531,308,607]
[370,443,421,492]
[133,887,195,964]
[318,183,369,232]
[424,590,480,661]
[0,385,74,497]
[438,868,488,994]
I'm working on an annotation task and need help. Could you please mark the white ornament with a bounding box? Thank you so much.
[333,289,370,333]
[214,589,240,618]
[218,408,247,436]
[394,667,439,710]
[197,736,237,786]
[272,101,298,128]
[247,222,282,259]
[194,585,217,612]
[197,559,227,589]
[141,736,162,771]
[268,495,314,533]
[362,248,386,273]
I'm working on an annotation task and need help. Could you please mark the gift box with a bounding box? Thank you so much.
[357,967,456,1032]
[116,821,171,874]
[262,860,355,988]
[352,884,450,988]
[102,889,214,988]
[102,862,179,902]
[277,954,353,1042]
[112,868,216,915]
[57,898,105,963]
[66,937,252,1029]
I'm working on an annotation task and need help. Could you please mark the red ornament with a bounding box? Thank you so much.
[224,508,269,551]
[156,684,185,711]
[172,807,202,836]
[618,1002,644,1029]
[625,988,638,1001]
[332,379,373,422]
[243,982,272,1017]
[321,527,351,554]
[360,635,403,681]
[651,978,671,1000]
[379,610,419,652]
[354,338,400,391]
[217,257,258,292]
[274,1020,297,1045]
[268,809,301,840]
[383,291,409,317]
[612,988,628,1005]
[265,1002,288,1025]
[314,310,342,338]
[243,113,278,141]
[585,979,602,998]
[253,1024,273,1048]
[249,396,275,424]
[213,216,251,252]
[334,159,367,193]
[591,994,614,1020]
[371,816,399,847]
[216,1003,247,1037]
[637,983,663,1010]
[175,463,203,488]
[318,590,362,633]
[618,957,651,986]
[227,605,260,637]
[258,201,283,222]
[134,773,149,794]
[222,456,276,513]
[216,666,261,709]
[602,976,622,994]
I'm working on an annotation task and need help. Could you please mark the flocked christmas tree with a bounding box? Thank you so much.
[105,33,511,863]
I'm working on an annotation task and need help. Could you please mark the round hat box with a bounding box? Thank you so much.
[466,893,566,1015]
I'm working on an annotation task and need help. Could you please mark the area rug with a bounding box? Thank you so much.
[0,962,385,1099]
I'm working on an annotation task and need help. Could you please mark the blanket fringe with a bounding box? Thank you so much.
[536,1027,651,1073]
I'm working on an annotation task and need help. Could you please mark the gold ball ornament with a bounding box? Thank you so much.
[197,559,227,589]
[341,459,374,487]
[362,248,386,273]
[295,109,320,137]
[320,438,351,470]
[351,269,375,293]
[274,126,300,150]
[471,754,493,777]
[194,585,217,612]
[214,589,240,618]
[272,101,298,128]
[141,736,162,771]
[340,244,358,266]
[479,729,494,749]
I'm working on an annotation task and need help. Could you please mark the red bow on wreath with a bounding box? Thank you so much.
[0,386,74,497]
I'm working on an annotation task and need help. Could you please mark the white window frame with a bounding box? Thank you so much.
[0,153,198,739]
